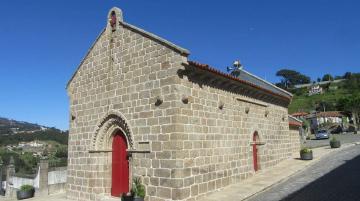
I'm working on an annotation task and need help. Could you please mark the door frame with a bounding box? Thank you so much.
[111,130,130,197]
[252,131,260,172]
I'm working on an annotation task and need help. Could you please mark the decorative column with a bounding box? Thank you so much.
[38,156,49,196]
[5,156,15,198]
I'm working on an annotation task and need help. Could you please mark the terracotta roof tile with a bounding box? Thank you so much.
[187,61,292,101]
[289,121,302,127]
[291,112,309,117]
[316,111,344,117]
[288,115,303,127]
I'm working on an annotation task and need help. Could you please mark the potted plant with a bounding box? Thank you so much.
[132,177,145,201]
[0,188,5,196]
[300,147,313,160]
[16,184,35,200]
[330,136,341,148]
[121,192,134,201]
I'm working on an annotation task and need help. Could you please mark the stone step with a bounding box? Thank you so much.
[100,196,121,201]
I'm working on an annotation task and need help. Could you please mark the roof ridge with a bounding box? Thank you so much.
[119,21,190,56]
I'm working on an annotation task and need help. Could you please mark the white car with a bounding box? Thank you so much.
[315,130,330,139]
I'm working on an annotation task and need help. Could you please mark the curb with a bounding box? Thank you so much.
[243,142,360,201]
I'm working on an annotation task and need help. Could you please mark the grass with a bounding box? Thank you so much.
[288,82,353,113]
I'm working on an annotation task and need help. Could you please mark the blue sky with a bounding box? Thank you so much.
[0,0,359,130]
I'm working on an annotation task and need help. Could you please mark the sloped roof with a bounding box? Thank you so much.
[288,115,302,127]
[66,7,293,103]
[316,111,344,118]
[188,61,293,101]
[291,112,309,117]
[119,21,190,55]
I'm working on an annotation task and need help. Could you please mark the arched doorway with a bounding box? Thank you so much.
[111,131,129,197]
[252,132,260,171]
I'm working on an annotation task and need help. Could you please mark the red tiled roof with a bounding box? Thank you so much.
[316,111,343,117]
[289,121,302,127]
[187,61,292,101]
[291,112,309,117]
[288,115,303,127]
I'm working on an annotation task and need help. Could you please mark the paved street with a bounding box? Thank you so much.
[200,143,358,201]
[247,144,360,201]
[305,133,360,148]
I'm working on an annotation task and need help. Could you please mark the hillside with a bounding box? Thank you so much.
[0,117,45,134]
[0,117,68,145]
[288,75,360,114]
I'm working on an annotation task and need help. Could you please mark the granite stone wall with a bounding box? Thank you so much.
[66,7,188,201]
[66,7,295,201]
[289,127,301,153]
[170,76,292,200]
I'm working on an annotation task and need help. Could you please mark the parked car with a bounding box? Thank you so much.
[330,125,343,134]
[315,130,330,139]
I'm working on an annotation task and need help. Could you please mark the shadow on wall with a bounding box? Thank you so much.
[281,153,360,201]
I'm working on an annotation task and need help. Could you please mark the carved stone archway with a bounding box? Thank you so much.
[90,111,133,152]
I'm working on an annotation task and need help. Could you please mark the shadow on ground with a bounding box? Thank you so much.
[281,154,360,201]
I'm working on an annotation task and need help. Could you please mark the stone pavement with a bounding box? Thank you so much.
[0,192,67,201]
[248,144,360,201]
[199,142,360,201]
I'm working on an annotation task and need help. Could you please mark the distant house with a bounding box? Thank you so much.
[306,111,347,133]
[294,79,345,89]
[308,85,323,96]
[18,140,44,153]
[291,112,309,120]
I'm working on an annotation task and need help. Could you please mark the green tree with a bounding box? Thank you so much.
[337,94,360,131]
[345,73,360,90]
[276,69,310,89]
[54,146,68,158]
[316,101,336,112]
[322,74,334,81]
[19,152,38,174]
[343,72,352,79]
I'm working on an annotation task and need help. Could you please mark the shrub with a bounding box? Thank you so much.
[132,177,145,198]
[20,185,34,192]
[300,147,312,154]
[330,136,338,142]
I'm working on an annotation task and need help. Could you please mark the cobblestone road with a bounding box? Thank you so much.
[247,144,360,201]
[305,133,360,148]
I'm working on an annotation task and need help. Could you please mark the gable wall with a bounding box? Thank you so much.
[67,24,187,201]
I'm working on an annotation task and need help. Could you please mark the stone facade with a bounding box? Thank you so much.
[288,116,303,153]
[66,7,298,201]
[289,127,301,153]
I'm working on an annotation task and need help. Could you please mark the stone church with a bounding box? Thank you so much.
[66,7,300,201]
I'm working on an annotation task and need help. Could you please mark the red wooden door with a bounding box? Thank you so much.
[111,132,129,197]
[253,133,259,171]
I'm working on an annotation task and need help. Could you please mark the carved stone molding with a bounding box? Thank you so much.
[90,111,133,152]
